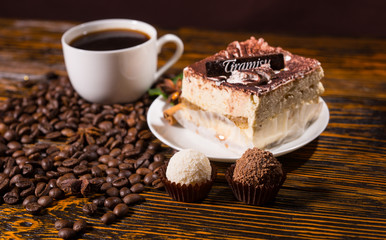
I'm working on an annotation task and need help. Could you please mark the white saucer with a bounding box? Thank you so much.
[147,96,329,162]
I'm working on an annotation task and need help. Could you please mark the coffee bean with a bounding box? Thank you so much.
[97,147,110,156]
[91,166,104,177]
[135,140,147,152]
[15,178,33,189]
[119,187,131,198]
[62,158,81,168]
[104,197,122,209]
[7,141,22,151]
[80,151,98,161]
[113,203,130,218]
[88,177,105,192]
[110,139,121,149]
[136,167,151,176]
[152,179,164,190]
[71,151,82,159]
[21,135,33,144]
[112,177,128,188]
[35,182,50,197]
[113,113,126,127]
[144,172,159,186]
[20,184,35,198]
[92,196,106,207]
[105,174,118,183]
[134,156,147,169]
[100,182,113,192]
[35,142,51,151]
[0,176,10,192]
[123,193,144,205]
[98,121,112,131]
[122,144,134,154]
[23,195,38,207]
[46,146,60,155]
[49,188,65,199]
[153,153,165,162]
[55,151,70,161]
[126,128,137,143]
[73,219,87,232]
[48,179,58,188]
[57,166,73,174]
[57,178,82,195]
[41,158,53,171]
[138,130,152,140]
[148,161,164,172]
[4,157,16,170]
[25,202,43,215]
[38,196,53,207]
[101,212,116,225]
[118,170,132,178]
[106,168,119,176]
[46,170,60,179]
[123,147,140,157]
[12,150,25,158]
[7,165,20,178]
[147,142,161,152]
[54,121,66,130]
[84,144,98,153]
[83,202,98,216]
[107,158,119,168]
[45,131,62,140]
[109,148,121,158]
[126,117,136,128]
[129,174,141,185]
[135,120,147,131]
[9,174,23,186]
[73,164,88,175]
[0,143,7,155]
[55,219,73,230]
[118,162,133,171]
[58,228,76,240]
[28,152,40,161]
[3,129,16,141]
[130,183,145,193]
[56,173,76,187]
[98,155,113,164]
[4,188,19,204]
[106,187,119,197]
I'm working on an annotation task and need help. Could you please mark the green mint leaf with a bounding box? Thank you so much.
[148,88,167,99]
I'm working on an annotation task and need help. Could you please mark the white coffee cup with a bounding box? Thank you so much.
[62,19,184,103]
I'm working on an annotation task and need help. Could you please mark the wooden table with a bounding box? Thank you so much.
[0,18,385,239]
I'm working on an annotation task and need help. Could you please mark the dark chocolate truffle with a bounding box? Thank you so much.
[233,148,283,186]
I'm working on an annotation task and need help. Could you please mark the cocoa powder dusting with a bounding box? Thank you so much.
[233,148,283,186]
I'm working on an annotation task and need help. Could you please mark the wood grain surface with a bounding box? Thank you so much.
[0,18,385,239]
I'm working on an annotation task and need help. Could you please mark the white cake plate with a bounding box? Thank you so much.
[147,96,329,162]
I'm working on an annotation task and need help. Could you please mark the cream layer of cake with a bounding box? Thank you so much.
[174,37,324,153]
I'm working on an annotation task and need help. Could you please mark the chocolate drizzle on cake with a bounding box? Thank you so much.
[227,65,274,86]
[188,37,321,96]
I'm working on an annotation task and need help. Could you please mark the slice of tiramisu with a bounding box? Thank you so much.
[172,37,324,153]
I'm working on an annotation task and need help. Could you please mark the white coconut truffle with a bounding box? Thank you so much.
[166,149,211,185]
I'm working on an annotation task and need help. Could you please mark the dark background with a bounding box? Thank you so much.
[0,0,385,37]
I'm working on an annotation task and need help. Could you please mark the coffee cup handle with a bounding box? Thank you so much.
[154,34,184,81]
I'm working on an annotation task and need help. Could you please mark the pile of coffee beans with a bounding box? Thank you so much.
[0,75,169,239]
[55,219,87,239]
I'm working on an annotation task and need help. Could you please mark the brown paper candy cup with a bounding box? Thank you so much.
[160,163,217,203]
[225,164,286,206]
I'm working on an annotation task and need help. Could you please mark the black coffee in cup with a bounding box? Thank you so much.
[70,29,150,51]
